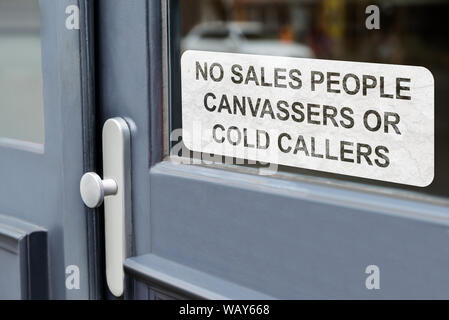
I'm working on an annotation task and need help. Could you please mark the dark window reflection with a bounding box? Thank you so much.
[177,0,449,199]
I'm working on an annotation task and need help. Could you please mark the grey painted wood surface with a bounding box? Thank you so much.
[148,162,449,299]
[96,0,449,299]
[0,214,48,299]
[0,0,96,299]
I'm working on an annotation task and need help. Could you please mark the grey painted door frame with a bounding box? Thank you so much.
[0,0,102,299]
[96,0,449,299]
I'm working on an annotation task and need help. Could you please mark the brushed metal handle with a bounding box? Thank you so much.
[80,172,118,208]
[79,117,131,297]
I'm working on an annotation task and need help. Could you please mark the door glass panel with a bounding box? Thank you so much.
[172,0,449,199]
[0,0,45,145]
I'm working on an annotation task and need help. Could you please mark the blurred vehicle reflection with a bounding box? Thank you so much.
[182,21,315,58]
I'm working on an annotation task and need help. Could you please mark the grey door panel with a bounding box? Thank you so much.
[0,0,97,299]
[96,0,449,299]
[0,214,48,299]
[146,162,449,299]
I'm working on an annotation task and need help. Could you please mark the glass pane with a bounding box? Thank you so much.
[0,0,45,145]
[174,0,449,199]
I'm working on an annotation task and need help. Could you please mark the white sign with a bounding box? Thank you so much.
[181,50,434,187]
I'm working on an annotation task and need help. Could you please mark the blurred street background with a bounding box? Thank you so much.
[0,0,44,145]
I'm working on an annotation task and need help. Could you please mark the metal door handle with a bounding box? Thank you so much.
[80,173,118,208]
[79,117,131,297]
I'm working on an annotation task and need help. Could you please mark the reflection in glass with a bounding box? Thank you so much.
[0,0,44,145]
[177,0,449,198]
[182,21,315,58]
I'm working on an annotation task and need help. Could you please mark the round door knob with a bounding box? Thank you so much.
[80,172,118,208]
